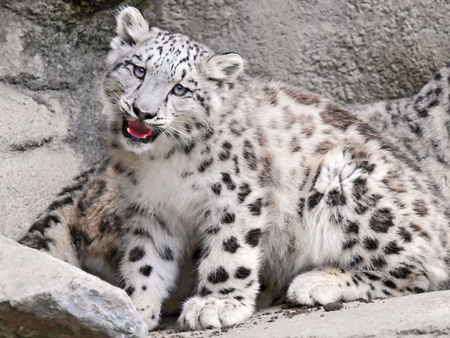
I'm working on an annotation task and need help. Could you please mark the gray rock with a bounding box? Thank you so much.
[153,291,450,337]
[0,83,68,152]
[155,0,450,103]
[0,84,83,240]
[0,236,148,338]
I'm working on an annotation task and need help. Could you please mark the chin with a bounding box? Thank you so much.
[119,136,155,154]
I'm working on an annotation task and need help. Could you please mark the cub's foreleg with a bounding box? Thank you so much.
[179,189,266,330]
[118,211,182,330]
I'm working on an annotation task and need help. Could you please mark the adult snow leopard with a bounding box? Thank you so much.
[19,6,450,331]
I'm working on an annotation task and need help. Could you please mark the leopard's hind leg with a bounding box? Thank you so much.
[287,146,449,306]
[287,265,431,306]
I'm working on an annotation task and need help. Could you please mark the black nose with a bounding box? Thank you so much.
[133,104,157,120]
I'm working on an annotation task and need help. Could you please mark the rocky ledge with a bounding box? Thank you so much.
[1,234,449,337]
[152,291,450,338]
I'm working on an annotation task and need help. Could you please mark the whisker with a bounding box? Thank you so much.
[168,122,192,143]
[165,127,183,149]
[103,85,122,101]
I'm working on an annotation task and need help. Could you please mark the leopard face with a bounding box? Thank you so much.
[103,8,243,154]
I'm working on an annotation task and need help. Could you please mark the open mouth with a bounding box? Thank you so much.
[122,119,161,143]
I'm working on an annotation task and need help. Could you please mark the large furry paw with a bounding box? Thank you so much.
[287,269,363,306]
[134,303,161,331]
[178,296,254,330]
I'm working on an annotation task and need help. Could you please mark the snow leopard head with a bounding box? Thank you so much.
[103,7,244,154]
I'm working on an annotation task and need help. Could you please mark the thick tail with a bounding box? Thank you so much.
[350,64,450,201]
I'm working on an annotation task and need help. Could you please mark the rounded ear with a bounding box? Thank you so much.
[205,53,244,82]
[116,6,149,46]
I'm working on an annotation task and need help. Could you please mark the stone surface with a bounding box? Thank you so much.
[155,0,450,103]
[0,83,67,151]
[0,235,148,338]
[0,84,83,240]
[151,291,450,338]
[0,144,82,240]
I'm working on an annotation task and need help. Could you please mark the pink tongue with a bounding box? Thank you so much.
[127,120,152,139]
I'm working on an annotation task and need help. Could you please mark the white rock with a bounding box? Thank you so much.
[0,11,45,80]
[153,290,450,337]
[0,236,148,338]
[0,145,82,240]
[0,83,68,152]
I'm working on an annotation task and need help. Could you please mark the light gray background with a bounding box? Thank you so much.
[1,0,450,238]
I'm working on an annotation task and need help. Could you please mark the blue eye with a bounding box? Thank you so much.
[133,65,146,79]
[172,84,189,96]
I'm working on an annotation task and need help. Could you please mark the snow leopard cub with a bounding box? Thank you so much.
[20,6,450,331]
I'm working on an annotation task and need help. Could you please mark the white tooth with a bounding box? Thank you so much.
[127,127,131,134]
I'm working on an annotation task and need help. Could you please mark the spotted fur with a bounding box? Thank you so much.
[351,65,450,203]
[19,7,450,332]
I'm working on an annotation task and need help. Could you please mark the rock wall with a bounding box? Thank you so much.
[1,0,450,241]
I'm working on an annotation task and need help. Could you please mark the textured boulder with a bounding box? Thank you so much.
[0,236,148,338]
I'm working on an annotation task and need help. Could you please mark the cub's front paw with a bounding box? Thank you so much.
[135,303,161,331]
[178,296,254,330]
